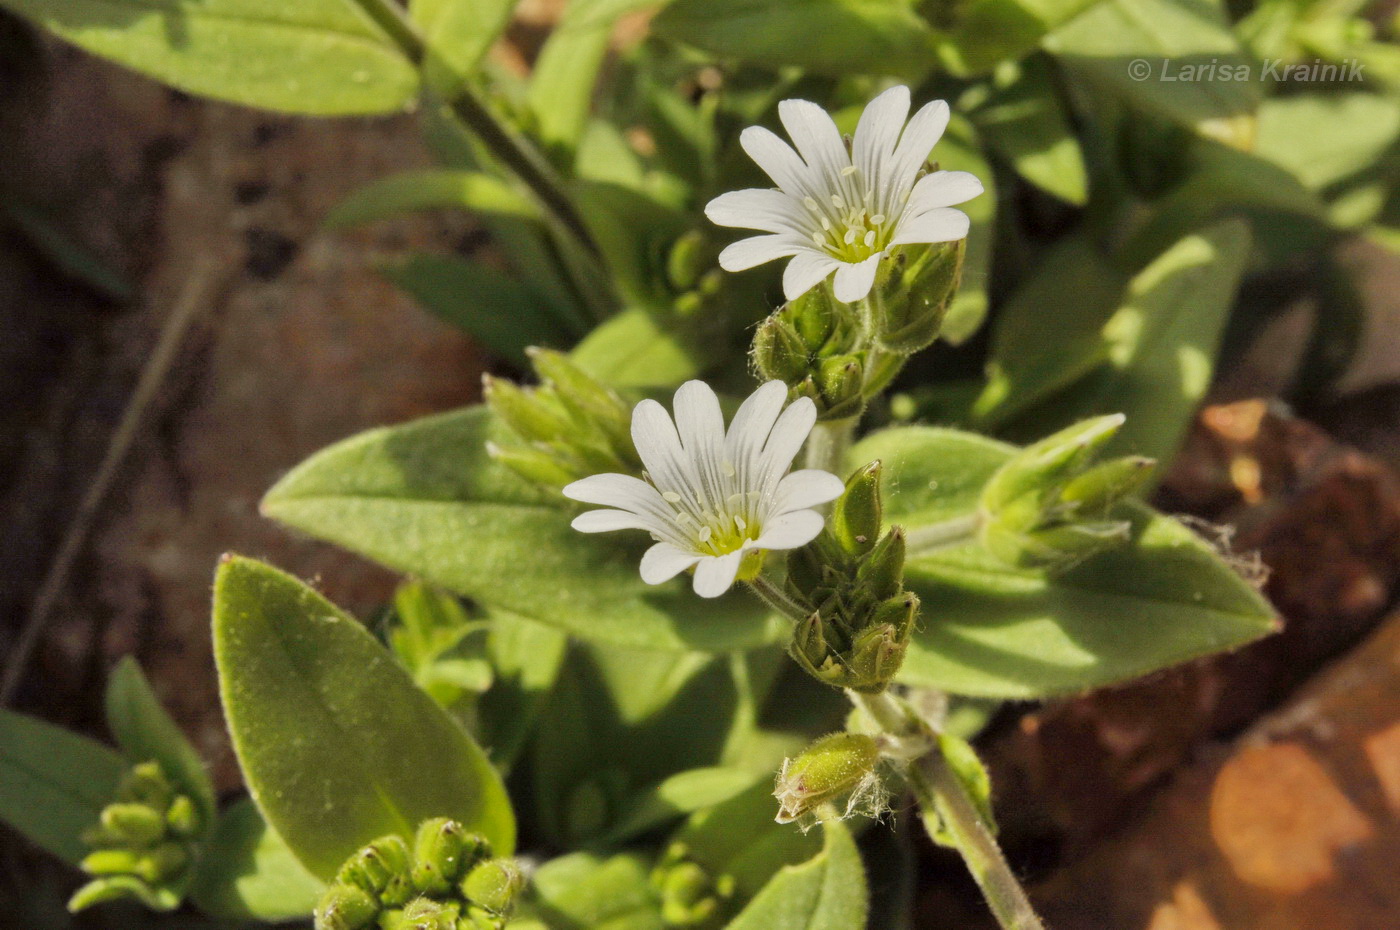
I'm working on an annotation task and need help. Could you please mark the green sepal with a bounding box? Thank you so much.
[460,858,524,914]
[875,239,965,354]
[315,884,380,930]
[830,461,883,557]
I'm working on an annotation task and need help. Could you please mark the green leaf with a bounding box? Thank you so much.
[410,0,518,91]
[570,308,703,389]
[602,768,761,844]
[0,0,419,115]
[1254,92,1400,192]
[188,798,325,921]
[1044,0,1259,132]
[0,708,126,865]
[721,819,867,930]
[940,0,1100,76]
[528,0,620,154]
[653,0,935,77]
[522,852,665,929]
[261,406,780,652]
[212,555,515,880]
[104,657,217,831]
[324,169,537,230]
[851,425,1278,698]
[380,253,577,363]
[971,55,1088,205]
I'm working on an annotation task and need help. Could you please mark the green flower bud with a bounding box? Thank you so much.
[875,240,964,354]
[658,861,724,926]
[119,761,174,810]
[774,732,882,823]
[81,847,145,877]
[526,348,632,452]
[1059,456,1155,512]
[482,375,572,444]
[391,897,460,930]
[982,414,1126,514]
[752,315,811,383]
[460,858,524,915]
[855,527,905,601]
[100,802,166,846]
[459,905,504,930]
[68,874,172,913]
[844,595,917,693]
[336,835,413,900]
[666,230,711,291]
[164,794,201,838]
[814,354,865,421]
[137,841,189,883]
[830,461,883,557]
[412,818,488,895]
[315,884,380,930]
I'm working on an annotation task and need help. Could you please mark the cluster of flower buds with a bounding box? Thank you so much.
[979,414,1155,572]
[665,230,726,318]
[870,239,964,355]
[751,284,866,422]
[649,841,736,927]
[314,818,524,930]
[69,760,202,912]
[773,732,884,825]
[484,348,641,488]
[784,462,918,693]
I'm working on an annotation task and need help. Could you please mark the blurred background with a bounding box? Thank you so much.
[2,1,1400,927]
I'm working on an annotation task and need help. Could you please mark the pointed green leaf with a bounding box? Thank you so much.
[570,308,703,389]
[212,555,514,880]
[188,798,325,921]
[722,819,867,930]
[851,425,1277,698]
[0,0,419,115]
[105,657,217,831]
[261,406,782,652]
[0,709,125,865]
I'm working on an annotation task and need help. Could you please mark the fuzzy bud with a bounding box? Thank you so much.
[774,732,882,823]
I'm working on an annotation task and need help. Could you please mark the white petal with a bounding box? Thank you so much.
[673,380,727,509]
[773,469,845,514]
[571,509,662,534]
[639,542,702,585]
[908,170,984,210]
[692,551,744,598]
[854,86,910,185]
[725,380,788,489]
[778,99,849,174]
[563,472,666,510]
[631,398,701,513]
[756,396,818,499]
[740,125,816,197]
[705,188,809,234]
[753,510,826,551]
[832,253,883,303]
[782,251,841,300]
[718,234,807,272]
[889,99,950,194]
[891,208,969,246]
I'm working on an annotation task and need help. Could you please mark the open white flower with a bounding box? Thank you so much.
[563,380,844,598]
[705,85,983,304]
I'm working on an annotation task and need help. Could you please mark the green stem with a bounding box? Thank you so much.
[905,512,983,555]
[804,419,855,476]
[850,691,1045,930]
[747,576,810,622]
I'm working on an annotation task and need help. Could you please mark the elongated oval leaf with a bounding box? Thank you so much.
[324,169,537,230]
[105,656,217,830]
[188,798,325,921]
[0,708,126,865]
[0,0,418,115]
[722,819,867,930]
[851,425,1278,698]
[212,555,515,880]
[260,406,782,652]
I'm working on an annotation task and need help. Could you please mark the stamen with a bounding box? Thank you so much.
[734,515,747,531]
[804,196,819,211]
[697,526,713,542]
[831,194,845,208]
[843,229,857,245]
[675,512,692,524]
[863,230,876,248]
[662,491,682,502]
[841,165,857,176]
[871,214,885,225]
[820,217,831,230]
[812,232,824,246]
[721,460,736,477]
[727,492,747,510]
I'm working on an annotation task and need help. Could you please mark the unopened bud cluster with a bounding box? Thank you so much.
[314,818,523,930]
[785,462,918,693]
[650,841,736,927]
[485,348,640,487]
[69,760,202,913]
[752,240,965,421]
[980,415,1154,572]
[774,732,884,825]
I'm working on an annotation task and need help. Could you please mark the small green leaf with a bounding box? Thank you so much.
[261,406,780,652]
[721,819,867,930]
[527,0,619,154]
[940,0,1100,76]
[212,556,515,880]
[1254,92,1400,193]
[104,657,217,831]
[522,852,665,929]
[602,768,761,844]
[0,709,126,865]
[971,55,1088,205]
[188,798,325,921]
[654,0,934,77]
[851,426,1278,698]
[570,308,703,389]
[0,0,419,115]
[324,169,537,230]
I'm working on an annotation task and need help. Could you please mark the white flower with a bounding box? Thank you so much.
[563,380,844,598]
[705,85,983,304]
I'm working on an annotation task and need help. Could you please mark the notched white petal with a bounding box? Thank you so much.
[774,469,846,514]
[692,552,745,598]
[832,253,883,303]
[640,543,702,585]
[753,510,827,551]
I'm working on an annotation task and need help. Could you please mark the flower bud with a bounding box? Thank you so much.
[830,461,883,557]
[752,315,811,383]
[412,818,488,895]
[68,874,168,913]
[393,897,460,930]
[653,857,733,926]
[855,527,905,601]
[666,230,711,291]
[814,355,865,421]
[315,884,380,930]
[874,240,964,354]
[774,732,881,823]
[100,802,166,846]
[119,761,174,810]
[134,841,189,883]
[982,414,1125,514]
[482,376,572,444]
[1059,456,1155,512]
[525,348,632,452]
[460,858,524,915]
[337,835,413,900]
[164,794,201,838]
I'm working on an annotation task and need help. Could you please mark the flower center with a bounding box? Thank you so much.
[656,485,764,556]
[799,167,906,264]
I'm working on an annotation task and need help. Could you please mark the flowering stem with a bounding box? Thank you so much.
[747,576,811,622]
[804,419,855,477]
[850,691,1046,930]
[905,512,983,555]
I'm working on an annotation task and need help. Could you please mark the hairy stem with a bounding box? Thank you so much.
[850,691,1046,930]
[904,512,983,555]
[804,419,855,477]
